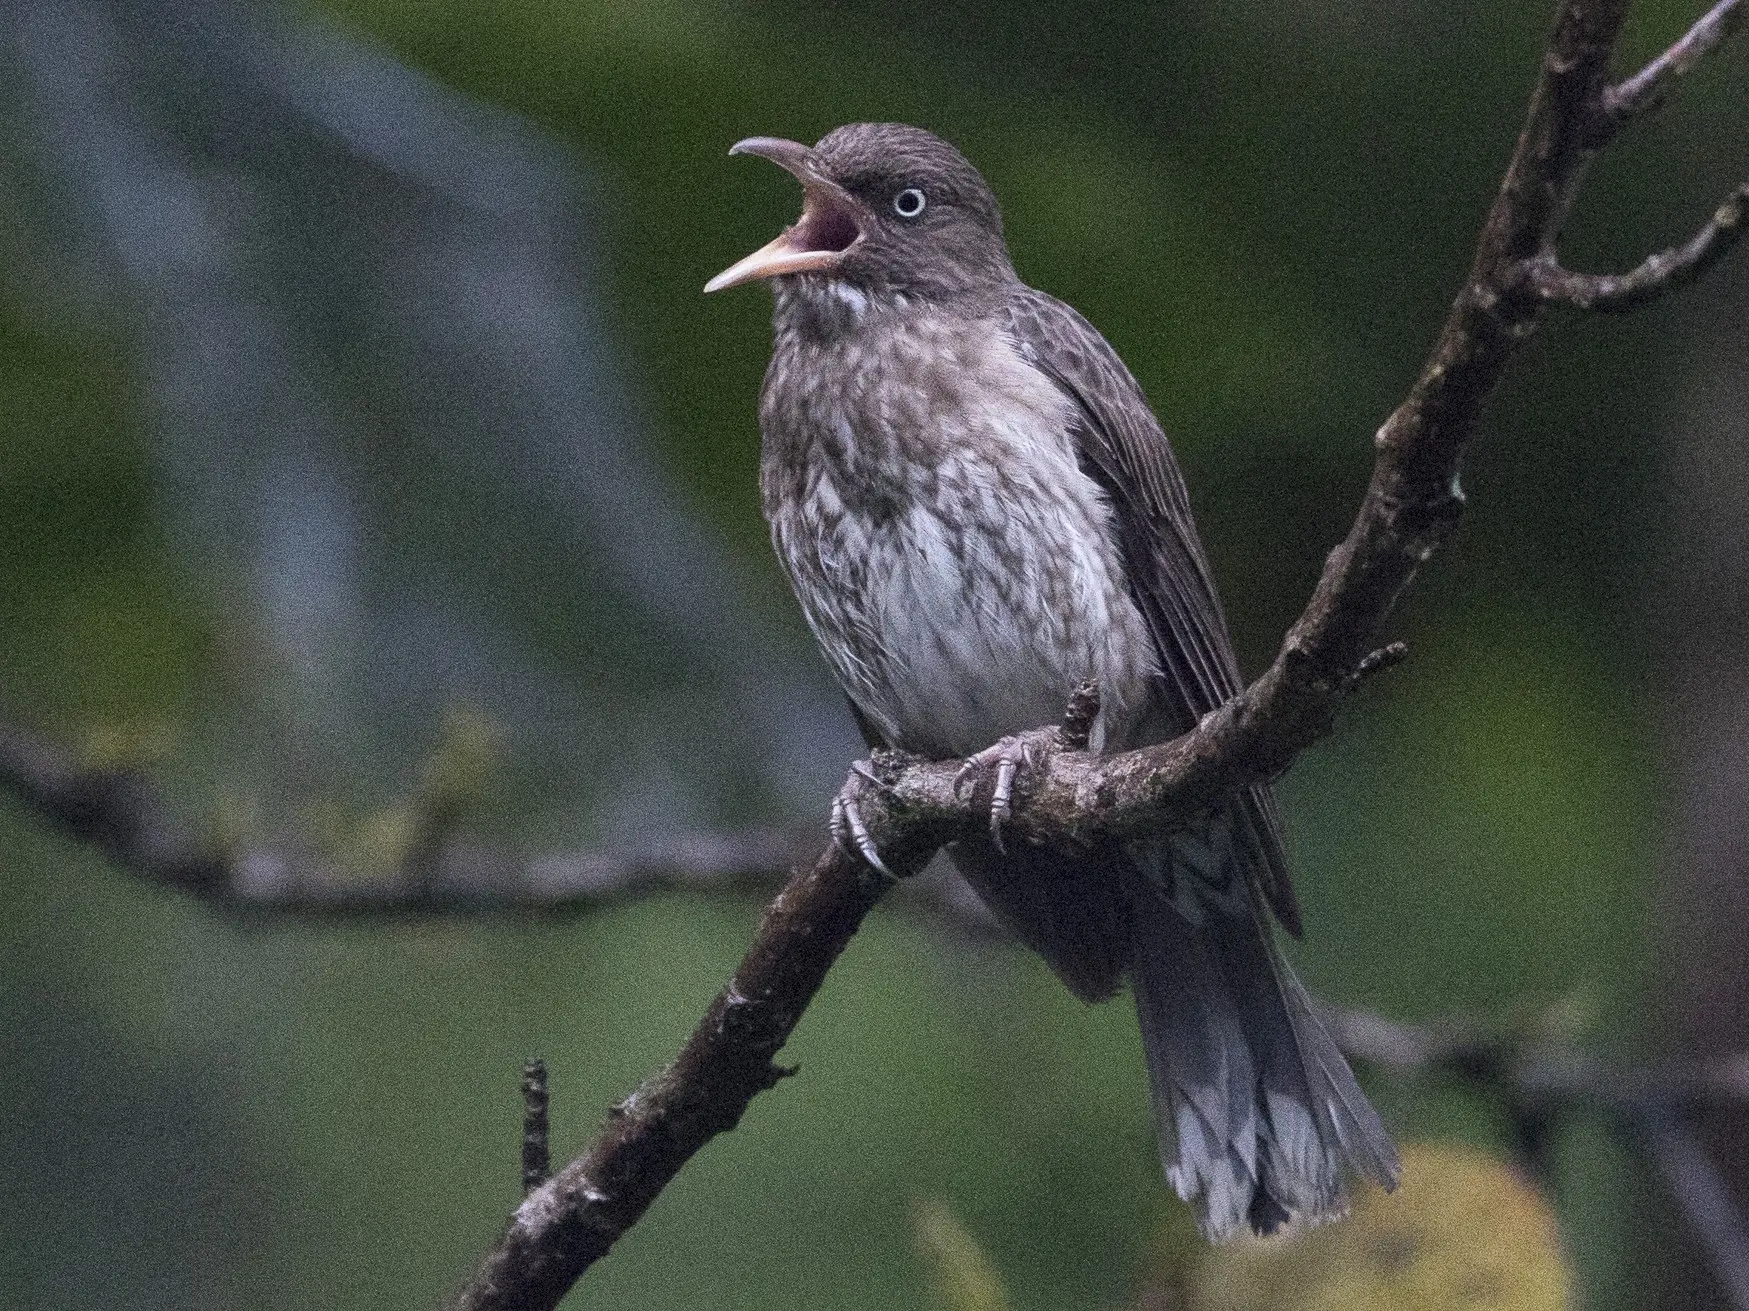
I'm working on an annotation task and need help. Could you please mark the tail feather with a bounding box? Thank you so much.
[1271,957,1404,1191]
[946,823,1399,1239]
[1130,880,1400,1240]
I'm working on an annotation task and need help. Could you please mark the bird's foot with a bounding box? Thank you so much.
[954,725,1063,853]
[830,759,896,878]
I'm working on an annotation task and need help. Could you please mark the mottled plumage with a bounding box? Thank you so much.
[709,122,1399,1237]
[760,298,1160,760]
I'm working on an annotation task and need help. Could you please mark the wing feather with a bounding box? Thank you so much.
[1003,286,1301,934]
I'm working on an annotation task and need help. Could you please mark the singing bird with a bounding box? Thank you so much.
[706,123,1398,1238]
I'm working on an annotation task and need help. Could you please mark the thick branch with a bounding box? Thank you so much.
[1527,182,1749,310]
[1604,0,1747,127]
[458,842,890,1309]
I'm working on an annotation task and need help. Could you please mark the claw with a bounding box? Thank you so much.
[989,755,1017,851]
[952,756,981,798]
[831,785,892,878]
[849,759,889,791]
[958,727,1061,853]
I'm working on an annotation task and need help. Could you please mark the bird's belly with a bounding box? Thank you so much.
[761,304,1160,759]
[783,472,1160,761]
[875,515,1138,756]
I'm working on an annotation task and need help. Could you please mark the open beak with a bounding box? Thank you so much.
[705,137,867,293]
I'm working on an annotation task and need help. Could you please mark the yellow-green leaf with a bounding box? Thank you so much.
[1190,1142,1571,1311]
[914,1199,1012,1311]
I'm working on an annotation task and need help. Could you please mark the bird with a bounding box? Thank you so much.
[705,122,1399,1238]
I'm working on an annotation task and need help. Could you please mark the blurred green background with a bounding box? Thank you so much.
[3,0,1746,1306]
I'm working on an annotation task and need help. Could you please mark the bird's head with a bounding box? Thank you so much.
[704,123,1014,304]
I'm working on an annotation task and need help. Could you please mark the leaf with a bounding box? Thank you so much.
[914,1198,1013,1311]
[416,704,505,814]
[1188,1142,1571,1311]
[78,718,180,771]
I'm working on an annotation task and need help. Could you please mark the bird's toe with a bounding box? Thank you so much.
[955,726,1063,852]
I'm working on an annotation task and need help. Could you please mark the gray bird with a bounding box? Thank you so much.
[706,122,1399,1238]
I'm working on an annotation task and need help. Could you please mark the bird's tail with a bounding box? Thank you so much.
[1128,877,1400,1240]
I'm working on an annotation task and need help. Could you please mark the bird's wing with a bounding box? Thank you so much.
[1003,285,1301,934]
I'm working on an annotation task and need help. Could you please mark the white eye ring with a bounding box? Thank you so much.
[892,187,927,218]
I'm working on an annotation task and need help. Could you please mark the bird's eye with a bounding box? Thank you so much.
[892,187,927,219]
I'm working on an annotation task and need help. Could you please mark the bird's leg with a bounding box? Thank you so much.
[954,725,1064,853]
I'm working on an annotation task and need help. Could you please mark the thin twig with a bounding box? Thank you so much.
[1604,0,1747,127]
[1353,641,1410,683]
[1059,680,1103,751]
[1526,183,1749,311]
[521,1061,551,1196]
[1322,1003,1749,1114]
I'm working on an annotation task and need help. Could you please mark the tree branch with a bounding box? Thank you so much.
[521,1061,551,1197]
[458,841,885,1310]
[1526,182,1749,311]
[1604,0,1747,127]
[1322,1003,1749,1115]
[0,720,234,898]
[0,718,811,914]
[1635,1114,1749,1311]
[453,2,1749,1306]
[0,716,1017,935]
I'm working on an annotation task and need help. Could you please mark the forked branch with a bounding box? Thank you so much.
[1526,182,1749,311]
